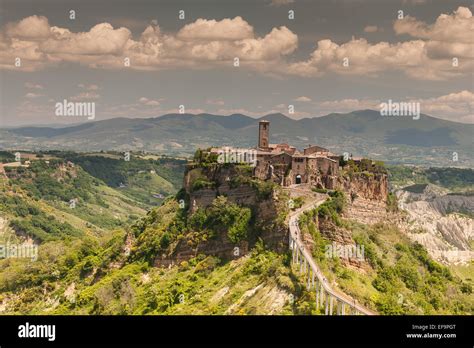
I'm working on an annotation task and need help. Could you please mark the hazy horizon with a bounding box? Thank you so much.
[3,107,474,129]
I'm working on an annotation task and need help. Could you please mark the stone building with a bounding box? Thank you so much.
[253,120,341,188]
[209,120,345,189]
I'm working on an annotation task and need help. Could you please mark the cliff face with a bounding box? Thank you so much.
[338,172,388,202]
[155,164,288,267]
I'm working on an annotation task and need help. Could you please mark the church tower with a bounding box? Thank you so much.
[258,120,269,150]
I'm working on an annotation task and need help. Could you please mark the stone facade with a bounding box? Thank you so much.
[258,119,270,149]
[252,120,340,188]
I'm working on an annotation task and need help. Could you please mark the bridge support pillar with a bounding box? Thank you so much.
[315,285,319,310]
[320,284,324,308]
[329,295,333,315]
[325,293,329,315]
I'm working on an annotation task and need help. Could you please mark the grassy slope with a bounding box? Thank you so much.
[0,193,312,315]
[3,191,471,315]
[299,206,473,315]
[0,227,309,315]
[1,157,472,315]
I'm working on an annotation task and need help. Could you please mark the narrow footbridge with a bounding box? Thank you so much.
[288,199,376,315]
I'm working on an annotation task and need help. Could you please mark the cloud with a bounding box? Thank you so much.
[288,6,473,80]
[177,17,254,41]
[25,82,43,89]
[0,15,297,74]
[5,15,51,40]
[287,38,430,77]
[25,92,43,98]
[269,0,295,6]
[363,25,378,33]
[206,99,225,106]
[311,90,474,123]
[294,96,311,102]
[70,92,100,101]
[402,0,427,4]
[216,107,280,117]
[394,6,473,59]
[0,8,471,81]
[139,97,160,106]
[312,98,380,115]
[78,84,100,91]
[411,90,474,123]
[40,23,131,56]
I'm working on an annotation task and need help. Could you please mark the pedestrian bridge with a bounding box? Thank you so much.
[288,200,376,315]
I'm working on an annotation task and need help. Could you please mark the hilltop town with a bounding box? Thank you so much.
[202,120,388,199]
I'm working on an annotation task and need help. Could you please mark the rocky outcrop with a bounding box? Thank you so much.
[304,216,370,272]
[343,197,397,226]
[155,164,289,267]
[338,172,388,202]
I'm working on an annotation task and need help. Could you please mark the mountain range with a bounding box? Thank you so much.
[1,110,472,166]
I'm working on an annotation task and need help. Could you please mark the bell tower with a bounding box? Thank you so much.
[258,120,269,150]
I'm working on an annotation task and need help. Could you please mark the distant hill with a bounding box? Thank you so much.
[1,110,472,166]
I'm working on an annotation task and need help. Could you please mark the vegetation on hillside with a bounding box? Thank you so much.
[0,152,472,315]
[0,231,313,314]
[387,165,474,191]
[297,193,473,314]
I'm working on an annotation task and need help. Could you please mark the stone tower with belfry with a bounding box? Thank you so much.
[258,120,269,150]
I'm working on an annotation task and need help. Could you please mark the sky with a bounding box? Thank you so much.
[0,0,473,126]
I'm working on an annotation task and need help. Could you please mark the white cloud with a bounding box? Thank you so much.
[78,84,100,91]
[5,15,51,40]
[0,15,297,74]
[310,90,474,123]
[394,6,474,59]
[216,108,280,117]
[70,92,100,101]
[288,7,473,80]
[402,0,427,4]
[139,97,160,106]
[0,8,471,81]
[294,96,311,102]
[25,92,43,98]
[269,0,295,6]
[41,23,131,56]
[25,82,43,89]
[412,90,474,123]
[177,17,254,41]
[363,25,378,33]
[206,99,225,106]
